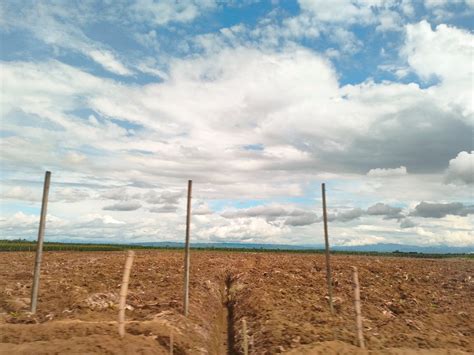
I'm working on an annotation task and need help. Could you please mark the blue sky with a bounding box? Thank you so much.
[0,0,473,247]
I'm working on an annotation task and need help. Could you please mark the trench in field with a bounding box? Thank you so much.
[224,272,237,355]
[210,271,238,355]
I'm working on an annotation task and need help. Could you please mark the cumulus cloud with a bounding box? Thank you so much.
[221,205,318,227]
[411,201,474,218]
[400,218,416,229]
[221,205,290,219]
[129,0,216,26]
[0,186,38,201]
[0,212,39,228]
[366,203,403,220]
[298,0,375,26]
[80,214,126,226]
[52,188,90,203]
[103,201,142,211]
[367,166,407,177]
[200,217,288,242]
[193,202,213,215]
[325,203,406,223]
[445,151,474,185]
[149,205,178,213]
[404,20,472,82]
[101,188,140,201]
[145,190,183,214]
[328,208,364,222]
[284,213,319,226]
[403,20,474,120]
[146,190,182,205]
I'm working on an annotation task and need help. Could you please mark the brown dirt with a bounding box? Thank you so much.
[0,251,472,354]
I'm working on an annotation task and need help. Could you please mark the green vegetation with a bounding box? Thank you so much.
[0,239,143,252]
[0,239,472,258]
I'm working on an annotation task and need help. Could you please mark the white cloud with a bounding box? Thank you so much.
[0,43,470,219]
[403,21,474,120]
[411,201,474,218]
[221,204,318,227]
[376,10,403,32]
[1,212,38,227]
[404,21,473,82]
[149,205,178,213]
[0,186,38,201]
[366,203,403,219]
[87,49,132,76]
[103,201,142,211]
[83,214,125,225]
[199,217,288,242]
[101,188,135,201]
[367,166,407,177]
[445,151,474,185]
[298,0,374,25]
[146,190,183,205]
[328,208,364,222]
[193,202,213,215]
[52,188,90,203]
[424,0,474,10]
[129,0,216,26]
[400,218,416,228]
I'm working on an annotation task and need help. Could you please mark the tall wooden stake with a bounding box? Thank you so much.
[321,183,334,314]
[118,250,135,338]
[169,329,174,355]
[30,171,51,314]
[183,180,192,317]
[242,318,249,355]
[352,267,365,348]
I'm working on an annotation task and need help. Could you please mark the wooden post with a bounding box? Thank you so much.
[242,318,248,355]
[183,180,192,317]
[321,183,334,314]
[118,250,135,338]
[169,329,174,355]
[30,171,51,314]
[352,267,365,348]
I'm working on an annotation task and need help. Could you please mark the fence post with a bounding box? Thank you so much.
[169,329,174,355]
[118,250,135,338]
[321,183,334,314]
[242,318,249,355]
[183,180,192,316]
[352,266,365,348]
[30,171,51,313]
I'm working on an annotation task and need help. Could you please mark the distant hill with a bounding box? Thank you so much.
[132,241,313,250]
[2,239,472,255]
[330,243,473,254]
[132,241,473,254]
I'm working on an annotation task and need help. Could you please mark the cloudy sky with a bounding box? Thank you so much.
[0,0,473,248]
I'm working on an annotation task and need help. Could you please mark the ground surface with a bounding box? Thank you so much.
[0,251,472,354]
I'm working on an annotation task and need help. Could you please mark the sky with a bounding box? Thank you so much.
[0,0,473,248]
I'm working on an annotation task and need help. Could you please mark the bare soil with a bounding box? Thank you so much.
[0,251,472,354]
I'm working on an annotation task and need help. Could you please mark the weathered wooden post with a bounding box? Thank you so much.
[30,171,51,314]
[169,329,174,355]
[242,318,249,355]
[183,180,192,316]
[352,266,365,348]
[118,250,135,338]
[321,183,334,314]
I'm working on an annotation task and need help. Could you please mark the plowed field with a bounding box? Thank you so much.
[0,251,472,354]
